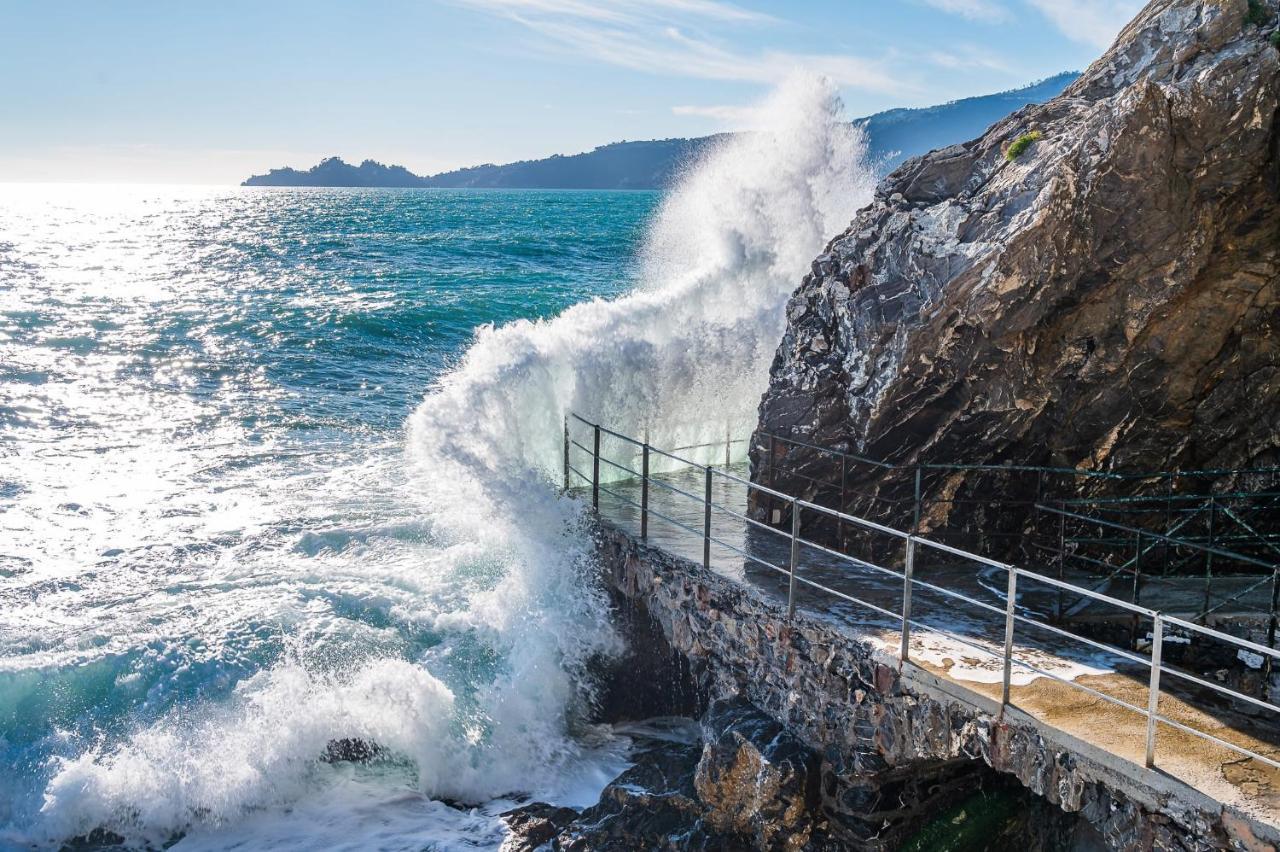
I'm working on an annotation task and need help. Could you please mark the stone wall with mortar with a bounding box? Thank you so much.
[595,522,1279,851]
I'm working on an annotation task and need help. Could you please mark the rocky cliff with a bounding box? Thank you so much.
[751,0,1280,533]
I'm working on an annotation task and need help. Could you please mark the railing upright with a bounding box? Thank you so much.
[901,537,915,663]
[1002,568,1018,706]
[1055,504,1066,622]
[788,500,800,619]
[768,433,776,490]
[562,416,570,492]
[1269,570,1279,699]
[839,455,848,547]
[1133,530,1143,645]
[641,443,650,539]
[912,466,923,533]
[592,425,601,510]
[1132,530,1143,605]
[1204,499,1216,619]
[1146,613,1164,767]
[703,466,712,569]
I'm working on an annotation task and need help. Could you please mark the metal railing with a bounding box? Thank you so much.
[565,413,1280,774]
[759,431,1280,626]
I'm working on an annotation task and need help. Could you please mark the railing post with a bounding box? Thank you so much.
[592,424,600,510]
[562,416,570,492]
[1267,567,1278,701]
[703,466,712,569]
[840,454,848,549]
[1269,567,1279,651]
[1034,469,1045,568]
[1145,613,1163,768]
[1002,568,1018,707]
[641,443,650,539]
[762,434,773,488]
[788,500,800,619]
[912,466,923,534]
[725,421,731,468]
[1132,530,1142,605]
[766,432,776,525]
[901,537,915,664]
[1055,503,1066,622]
[1203,498,1216,620]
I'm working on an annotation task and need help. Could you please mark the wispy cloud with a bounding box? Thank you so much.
[458,0,776,25]
[920,0,1010,23]
[927,45,1013,73]
[454,0,912,95]
[670,103,760,126]
[1026,0,1144,49]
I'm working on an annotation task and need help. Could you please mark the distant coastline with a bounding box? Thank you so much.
[242,72,1079,191]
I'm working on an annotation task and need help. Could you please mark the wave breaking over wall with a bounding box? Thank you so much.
[29,75,875,849]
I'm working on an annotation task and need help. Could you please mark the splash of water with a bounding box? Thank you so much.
[29,74,875,849]
[409,73,874,469]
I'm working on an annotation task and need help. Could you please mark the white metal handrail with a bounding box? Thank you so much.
[565,413,1280,774]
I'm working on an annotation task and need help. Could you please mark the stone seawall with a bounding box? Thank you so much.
[595,523,1279,851]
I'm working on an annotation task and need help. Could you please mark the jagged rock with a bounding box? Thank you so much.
[320,737,384,764]
[500,802,579,852]
[552,740,714,850]
[550,699,826,850]
[751,0,1280,536]
[694,696,820,851]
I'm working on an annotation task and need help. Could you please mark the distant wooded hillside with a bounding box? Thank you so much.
[243,73,1079,189]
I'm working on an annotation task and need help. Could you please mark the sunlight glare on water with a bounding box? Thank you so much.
[0,74,874,851]
[0,183,652,849]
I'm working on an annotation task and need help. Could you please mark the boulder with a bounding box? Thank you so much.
[553,739,712,850]
[694,696,821,851]
[500,802,579,852]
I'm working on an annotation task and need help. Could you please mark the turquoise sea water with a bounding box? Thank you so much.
[0,186,658,849]
[0,81,875,850]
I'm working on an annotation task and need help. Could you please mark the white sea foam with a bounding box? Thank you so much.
[23,74,876,850]
[408,73,875,472]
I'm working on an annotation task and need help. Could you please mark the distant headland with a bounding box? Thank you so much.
[242,72,1079,190]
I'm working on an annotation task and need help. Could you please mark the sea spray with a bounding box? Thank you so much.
[412,74,875,471]
[23,74,876,848]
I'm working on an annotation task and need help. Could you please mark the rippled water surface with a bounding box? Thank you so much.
[0,186,656,848]
[0,77,875,851]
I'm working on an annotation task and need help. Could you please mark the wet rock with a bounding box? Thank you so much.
[58,828,129,850]
[751,0,1280,539]
[320,737,384,764]
[590,576,705,723]
[500,802,578,852]
[694,696,820,851]
[553,740,714,851]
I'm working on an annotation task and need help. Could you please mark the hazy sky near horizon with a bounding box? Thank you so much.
[2,0,1143,184]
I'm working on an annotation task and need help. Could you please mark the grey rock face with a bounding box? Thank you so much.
[752,0,1280,531]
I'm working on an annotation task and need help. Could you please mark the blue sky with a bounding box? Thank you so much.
[1,0,1143,183]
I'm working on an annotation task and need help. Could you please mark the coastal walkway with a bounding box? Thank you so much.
[565,414,1280,836]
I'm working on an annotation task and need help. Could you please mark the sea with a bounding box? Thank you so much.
[0,77,875,850]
